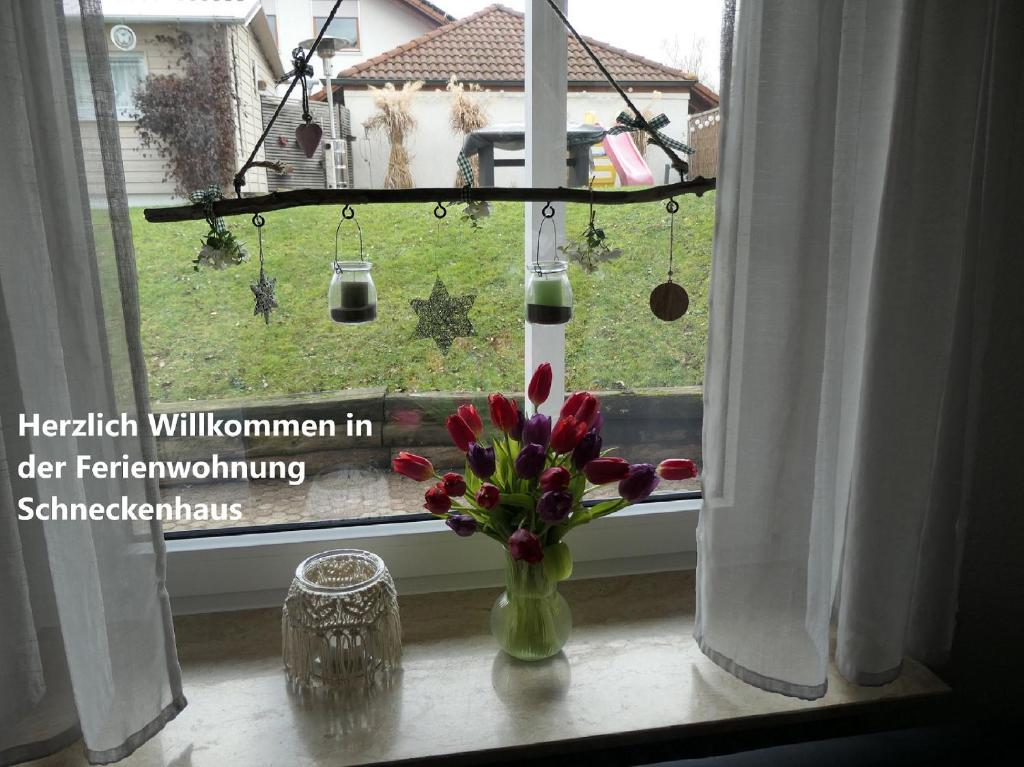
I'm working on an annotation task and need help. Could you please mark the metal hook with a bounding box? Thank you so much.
[434,202,448,219]
[666,198,679,215]
[541,202,555,219]
[341,204,355,220]
[252,213,265,227]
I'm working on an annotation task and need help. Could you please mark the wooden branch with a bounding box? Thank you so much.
[143,178,716,223]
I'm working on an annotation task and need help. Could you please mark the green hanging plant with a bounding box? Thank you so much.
[460,200,491,229]
[194,226,248,270]
[559,211,622,273]
[189,186,248,270]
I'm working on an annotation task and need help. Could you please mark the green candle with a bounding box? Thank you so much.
[529,277,565,307]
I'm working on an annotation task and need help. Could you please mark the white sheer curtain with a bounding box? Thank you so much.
[0,1,185,763]
[695,0,1023,698]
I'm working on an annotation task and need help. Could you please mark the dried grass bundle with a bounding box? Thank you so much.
[447,76,489,186]
[363,81,423,189]
[632,91,662,157]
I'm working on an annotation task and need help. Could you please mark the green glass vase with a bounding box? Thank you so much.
[490,553,572,661]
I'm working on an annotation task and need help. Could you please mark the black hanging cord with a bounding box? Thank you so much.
[541,0,689,179]
[233,0,347,198]
[667,197,675,280]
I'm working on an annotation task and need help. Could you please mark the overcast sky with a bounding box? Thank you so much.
[438,0,724,90]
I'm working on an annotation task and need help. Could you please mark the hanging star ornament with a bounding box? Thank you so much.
[410,278,476,354]
[250,269,278,324]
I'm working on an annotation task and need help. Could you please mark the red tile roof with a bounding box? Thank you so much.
[335,4,718,109]
[396,0,453,25]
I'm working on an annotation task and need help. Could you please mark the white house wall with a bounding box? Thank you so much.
[264,0,438,78]
[345,88,691,189]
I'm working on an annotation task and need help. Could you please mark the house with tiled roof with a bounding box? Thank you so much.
[64,0,285,203]
[321,4,718,188]
[261,0,454,82]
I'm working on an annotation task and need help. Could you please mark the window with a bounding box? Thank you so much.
[266,14,279,45]
[71,53,146,121]
[314,16,359,49]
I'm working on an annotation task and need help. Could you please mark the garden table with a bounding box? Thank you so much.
[462,123,606,187]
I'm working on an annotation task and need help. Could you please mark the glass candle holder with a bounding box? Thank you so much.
[328,261,377,324]
[526,260,572,325]
[282,549,401,690]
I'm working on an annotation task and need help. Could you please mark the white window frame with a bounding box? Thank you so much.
[312,0,360,51]
[163,0,701,613]
[167,500,700,614]
[72,51,147,122]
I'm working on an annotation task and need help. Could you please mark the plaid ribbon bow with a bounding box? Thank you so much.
[190,185,227,232]
[456,151,475,190]
[607,112,695,155]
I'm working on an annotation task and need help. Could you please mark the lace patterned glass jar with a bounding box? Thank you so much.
[526,260,572,325]
[328,261,377,324]
[282,549,401,689]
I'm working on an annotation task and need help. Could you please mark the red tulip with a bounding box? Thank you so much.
[442,472,467,497]
[446,414,476,452]
[508,529,544,563]
[539,466,571,492]
[560,391,588,418]
[488,393,519,433]
[424,484,451,515]
[573,394,599,428]
[457,403,484,437]
[528,363,553,408]
[475,483,500,509]
[550,415,588,453]
[583,457,631,484]
[392,451,434,481]
[657,459,698,481]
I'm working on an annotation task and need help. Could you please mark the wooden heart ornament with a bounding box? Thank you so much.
[295,121,323,158]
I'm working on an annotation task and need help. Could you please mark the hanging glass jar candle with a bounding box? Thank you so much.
[526,261,572,325]
[526,204,572,325]
[328,206,377,324]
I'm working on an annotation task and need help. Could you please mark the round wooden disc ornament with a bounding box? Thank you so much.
[650,197,688,321]
[650,280,689,321]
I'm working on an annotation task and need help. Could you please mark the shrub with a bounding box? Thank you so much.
[134,29,237,197]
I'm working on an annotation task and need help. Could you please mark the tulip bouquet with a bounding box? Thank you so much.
[392,363,697,660]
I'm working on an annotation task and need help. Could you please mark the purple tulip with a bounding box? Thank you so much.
[510,409,525,442]
[446,514,477,537]
[522,413,551,449]
[572,429,602,470]
[537,490,573,523]
[514,442,547,479]
[467,442,496,479]
[618,463,660,502]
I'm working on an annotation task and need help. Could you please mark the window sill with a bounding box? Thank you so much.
[166,500,701,615]
[46,570,950,766]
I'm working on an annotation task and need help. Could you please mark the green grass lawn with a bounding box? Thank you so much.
[131,192,714,404]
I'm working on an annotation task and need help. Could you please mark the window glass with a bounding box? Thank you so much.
[266,14,278,45]
[564,195,712,498]
[71,54,145,120]
[136,204,524,533]
[314,17,359,48]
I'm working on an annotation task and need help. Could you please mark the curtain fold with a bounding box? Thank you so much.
[696,0,1024,698]
[0,1,185,764]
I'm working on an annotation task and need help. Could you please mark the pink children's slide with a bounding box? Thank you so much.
[602,130,655,186]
